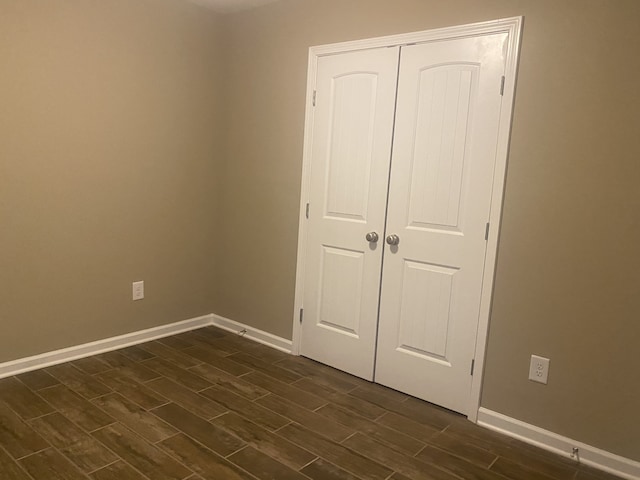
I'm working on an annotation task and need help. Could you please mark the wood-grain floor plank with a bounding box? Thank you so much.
[95,352,161,383]
[348,382,409,408]
[200,385,289,430]
[427,430,498,468]
[96,369,169,410]
[211,412,316,470]
[275,357,363,393]
[152,403,244,457]
[147,377,226,420]
[119,345,156,362]
[38,385,115,432]
[446,423,578,480]
[0,446,32,480]
[92,423,192,480]
[156,333,199,350]
[316,403,425,455]
[256,394,353,443]
[182,331,239,356]
[243,372,326,411]
[342,432,459,480]
[92,393,177,443]
[228,446,310,480]
[376,411,442,442]
[490,457,561,480]
[71,356,112,376]
[19,448,87,480]
[226,353,302,384]
[29,412,118,472]
[188,363,269,400]
[0,377,55,420]
[195,327,229,339]
[415,444,507,480]
[141,358,212,392]
[293,378,385,420]
[0,401,50,459]
[159,434,255,480]
[221,337,291,365]
[300,458,363,480]
[90,460,149,480]
[278,423,392,480]
[376,395,459,431]
[45,363,112,399]
[15,369,60,391]
[182,346,251,376]
[138,341,202,369]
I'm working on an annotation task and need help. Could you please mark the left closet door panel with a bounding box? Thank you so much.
[300,47,400,380]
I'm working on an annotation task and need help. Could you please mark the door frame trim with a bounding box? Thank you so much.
[292,16,523,423]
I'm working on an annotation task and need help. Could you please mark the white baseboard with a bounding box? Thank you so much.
[0,312,292,381]
[210,314,292,354]
[477,408,640,480]
[0,314,214,379]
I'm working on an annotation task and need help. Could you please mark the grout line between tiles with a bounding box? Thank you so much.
[85,458,121,476]
[13,446,51,462]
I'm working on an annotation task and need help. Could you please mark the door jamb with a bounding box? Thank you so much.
[291,16,523,423]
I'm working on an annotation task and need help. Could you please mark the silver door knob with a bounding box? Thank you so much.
[386,234,400,246]
[365,232,379,243]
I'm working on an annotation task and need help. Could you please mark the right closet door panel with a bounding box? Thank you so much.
[375,34,507,415]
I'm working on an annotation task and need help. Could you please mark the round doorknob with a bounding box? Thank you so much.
[386,234,400,246]
[365,232,379,243]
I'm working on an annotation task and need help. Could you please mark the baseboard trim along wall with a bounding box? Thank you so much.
[477,408,640,480]
[210,313,293,353]
[0,313,293,380]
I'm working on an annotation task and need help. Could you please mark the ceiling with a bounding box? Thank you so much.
[187,0,283,14]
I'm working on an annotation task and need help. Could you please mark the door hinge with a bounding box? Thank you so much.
[305,203,310,219]
[312,90,317,106]
[485,222,490,241]
[500,76,505,96]
[470,359,475,375]
[299,308,304,324]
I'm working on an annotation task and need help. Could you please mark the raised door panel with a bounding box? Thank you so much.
[325,73,378,222]
[408,65,477,232]
[317,246,365,336]
[397,260,458,363]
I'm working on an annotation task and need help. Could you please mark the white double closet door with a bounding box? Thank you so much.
[300,33,508,415]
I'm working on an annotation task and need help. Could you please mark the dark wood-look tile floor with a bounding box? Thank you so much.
[0,327,623,480]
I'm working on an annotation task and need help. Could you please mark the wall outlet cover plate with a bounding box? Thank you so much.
[132,281,144,301]
[529,355,550,384]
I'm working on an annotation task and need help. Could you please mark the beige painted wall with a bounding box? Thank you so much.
[0,0,224,361]
[217,0,640,461]
[2,0,638,463]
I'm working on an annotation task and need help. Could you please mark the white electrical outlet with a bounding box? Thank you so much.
[132,281,144,301]
[529,355,550,384]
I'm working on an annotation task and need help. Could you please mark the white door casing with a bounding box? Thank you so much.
[300,47,400,379]
[292,18,522,420]
[374,34,508,415]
